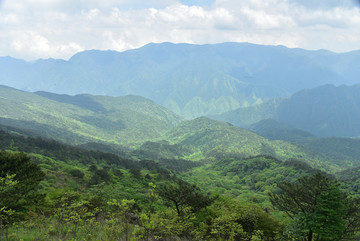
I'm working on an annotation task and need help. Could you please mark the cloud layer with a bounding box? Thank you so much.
[0,0,359,60]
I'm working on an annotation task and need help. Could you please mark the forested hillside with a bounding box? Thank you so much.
[0,85,182,145]
[1,123,360,240]
[1,85,358,173]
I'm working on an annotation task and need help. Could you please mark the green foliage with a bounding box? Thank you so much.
[0,174,17,239]
[0,127,140,170]
[269,172,356,240]
[158,179,214,216]
[0,151,45,220]
[106,199,137,240]
[89,168,111,185]
[161,117,335,171]
[182,155,320,204]
[157,158,202,172]
[129,168,142,179]
[133,141,193,160]
[69,169,84,179]
[200,197,282,240]
[0,151,45,240]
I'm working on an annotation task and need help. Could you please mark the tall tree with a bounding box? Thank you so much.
[158,179,214,216]
[269,172,347,241]
[0,151,45,219]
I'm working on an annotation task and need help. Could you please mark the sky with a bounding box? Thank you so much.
[0,0,360,60]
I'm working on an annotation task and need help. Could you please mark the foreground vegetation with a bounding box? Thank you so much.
[1,118,360,240]
[1,147,360,240]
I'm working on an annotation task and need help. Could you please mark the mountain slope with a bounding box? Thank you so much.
[2,42,357,119]
[249,119,316,142]
[181,155,323,203]
[213,84,360,137]
[250,119,360,166]
[155,117,340,171]
[276,84,360,137]
[209,98,282,128]
[0,85,182,145]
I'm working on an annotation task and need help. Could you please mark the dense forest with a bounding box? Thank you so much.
[1,124,360,241]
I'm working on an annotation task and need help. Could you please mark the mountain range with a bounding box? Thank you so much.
[1,42,360,119]
[2,84,359,172]
[2,42,360,169]
[213,84,360,137]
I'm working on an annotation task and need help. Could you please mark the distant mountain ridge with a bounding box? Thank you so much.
[213,84,360,138]
[1,42,359,118]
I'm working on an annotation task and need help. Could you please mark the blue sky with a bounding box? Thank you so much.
[0,0,359,60]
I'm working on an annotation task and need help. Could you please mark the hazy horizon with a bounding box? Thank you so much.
[1,0,360,60]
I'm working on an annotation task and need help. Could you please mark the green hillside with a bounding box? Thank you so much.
[1,86,357,173]
[250,119,360,168]
[2,114,360,240]
[181,155,323,204]
[0,123,284,240]
[0,86,182,145]
[151,117,339,172]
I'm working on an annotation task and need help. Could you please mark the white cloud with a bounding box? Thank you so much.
[8,31,83,59]
[0,0,359,60]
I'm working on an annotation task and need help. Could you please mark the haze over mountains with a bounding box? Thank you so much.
[3,83,360,172]
[213,84,360,137]
[2,42,360,167]
[1,42,360,119]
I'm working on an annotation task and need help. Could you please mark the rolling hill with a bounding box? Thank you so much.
[2,85,360,172]
[2,42,359,119]
[180,155,324,203]
[150,117,345,171]
[0,85,182,145]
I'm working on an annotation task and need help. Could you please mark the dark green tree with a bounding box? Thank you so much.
[269,172,347,241]
[0,151,45,237]
[129,168,141,179]
[341,197,360,240]
[0,151,45,213]
[158,179,214,216]
[89,167,111,185]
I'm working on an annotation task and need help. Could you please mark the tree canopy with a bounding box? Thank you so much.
[269,172,360,240]
[0,151,45,220]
